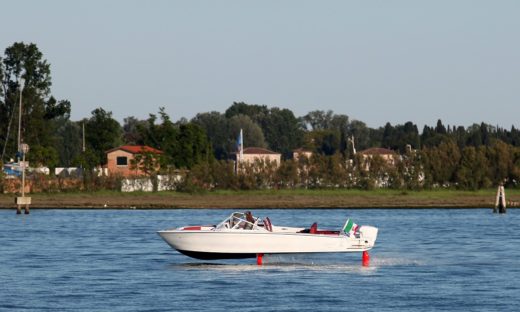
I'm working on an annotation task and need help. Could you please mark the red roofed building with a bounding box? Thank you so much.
[359,147,397,168]
[106,145,163,177]
[236,147,282,167]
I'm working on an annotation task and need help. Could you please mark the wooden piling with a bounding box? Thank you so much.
[494,185,506,214]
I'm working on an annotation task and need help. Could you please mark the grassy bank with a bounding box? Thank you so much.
[1,188,519,209]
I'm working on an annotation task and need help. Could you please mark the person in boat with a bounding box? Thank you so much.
[244,211,255,230]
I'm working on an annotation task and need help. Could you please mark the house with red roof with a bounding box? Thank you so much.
[359,147,397,164]
[106,145,163,177]
[358,147,398,172]
[235,147,282,168]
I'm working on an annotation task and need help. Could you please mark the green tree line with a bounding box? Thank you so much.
[182,140,520,191]
[1,42,520,191]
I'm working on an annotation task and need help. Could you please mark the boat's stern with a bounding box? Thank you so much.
[359,226,378,249]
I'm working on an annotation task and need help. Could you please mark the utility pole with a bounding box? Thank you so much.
[82,122,86,152]
[14,78,31,214]
[17,78,24,161]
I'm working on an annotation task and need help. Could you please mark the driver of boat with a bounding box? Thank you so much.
[244,211,255,230]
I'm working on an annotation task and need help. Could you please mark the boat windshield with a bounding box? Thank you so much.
[216,211,259,230]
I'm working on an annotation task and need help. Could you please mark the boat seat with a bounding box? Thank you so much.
[310,222,318,234]
[264,217,273,232]
[301,223,340,235]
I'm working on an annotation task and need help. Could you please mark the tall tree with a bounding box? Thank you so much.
[435,119,447,134]
[224,101,268,120]
[486,140,513,185]
[348,120,372,152]
[228,114,267,149]
[123,116,147,145]
[381,122,395,149]
[54,118,82,167]
[456,146,490,190]
[466,123,483,147]
[192,111,230,159]
[422,138,461,186]
[137,108,178,164]
[261,107,303,157]
[305,130,340,155]
[0,42,70,165]
[226,102,303,156]
[301,110,335,130]
[136,108,213,169]
[381,121,420,152]
[84,108,122,166]
[173,123,213,169]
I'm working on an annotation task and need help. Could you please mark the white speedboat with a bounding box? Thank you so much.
[158,211,378,264]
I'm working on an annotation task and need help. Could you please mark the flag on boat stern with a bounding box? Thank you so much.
[342,218,358,236]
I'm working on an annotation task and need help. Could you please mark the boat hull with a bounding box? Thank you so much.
[177,249,256,260]
[157,229,377,260]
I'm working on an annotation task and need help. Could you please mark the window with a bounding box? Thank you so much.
[116,156,128,166]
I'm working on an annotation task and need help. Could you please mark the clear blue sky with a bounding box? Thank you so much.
[2,0,519,129]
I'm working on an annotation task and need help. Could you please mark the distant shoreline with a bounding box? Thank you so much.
[1,189,518,209]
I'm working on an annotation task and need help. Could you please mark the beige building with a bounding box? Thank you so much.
[359,147,397,163]
[106,145,163,177]
[358,147,397,170]
[236,147,282,168]
[292,148,313,161]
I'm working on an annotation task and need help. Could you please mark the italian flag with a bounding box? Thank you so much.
[342,218,358,235]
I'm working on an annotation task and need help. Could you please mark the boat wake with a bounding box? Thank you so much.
[170,262,373,273]
[168,254,423,273]
[369,256,424,267]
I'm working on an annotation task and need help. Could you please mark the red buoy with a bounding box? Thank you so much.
[362,251,370,266]
[256,253,264,265]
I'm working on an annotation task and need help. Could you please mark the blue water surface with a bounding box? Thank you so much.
[1,208,519,311]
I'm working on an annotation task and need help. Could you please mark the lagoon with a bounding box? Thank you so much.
[1,209,519,311]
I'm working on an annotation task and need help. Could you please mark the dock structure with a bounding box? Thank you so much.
[15,196,31,214]
[494,185,506,214]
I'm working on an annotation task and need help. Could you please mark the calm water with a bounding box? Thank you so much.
[1,208,519,311]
